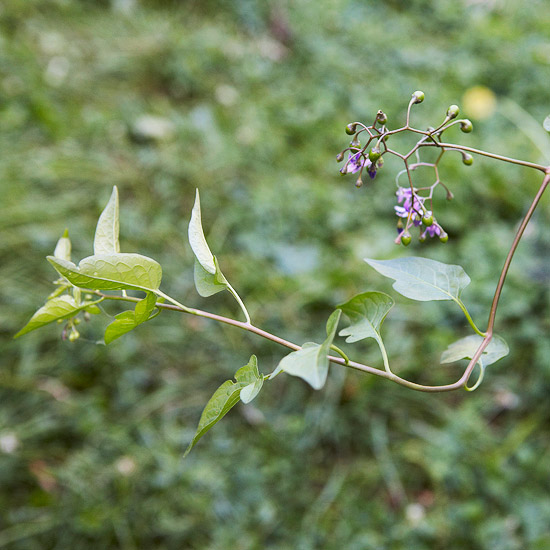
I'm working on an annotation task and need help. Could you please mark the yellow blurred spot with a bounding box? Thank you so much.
[462,86,497,120]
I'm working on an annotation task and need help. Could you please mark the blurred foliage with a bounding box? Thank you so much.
[1,0,550,548]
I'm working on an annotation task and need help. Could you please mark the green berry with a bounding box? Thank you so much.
[439,232,449,243]
[368,147,381,162]
[422,214,434,226]
[349,139,361,150]
[412,91,425,104]
[418,234,427,243]
[462,153,474,166]
[345,123,357,135]
[376,111,388,124]
[446,105,460,119]
[336,151,345,162]
[460,119,473,133]
[355,176,363,188]
[401,232,412,246]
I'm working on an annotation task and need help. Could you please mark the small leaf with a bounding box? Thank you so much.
[47,253,162,292]
[54,229,71,262]
[441,334,509,368]
[184,355,263,457]
[235,355,264,404]
[15,295,103,338]
[94,187,120,255]
[104,292,158,344]
[365,257,471,302]
[338,291,394,344]
[193,257,228,297]
[270,310,341,390]
[188,189,216,275]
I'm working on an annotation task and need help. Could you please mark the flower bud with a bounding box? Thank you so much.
[401,232,412,246]
[368,147,381,163]
[412,91,425,104]
[462,153,474,166]
[446,105,460,119]
[345,123,357,135]
[460,119,473,133]
[336,151,345,162]
[439,232,449,243]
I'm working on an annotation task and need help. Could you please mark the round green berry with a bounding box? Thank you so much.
[439,232,449,243]
[368,147,381,162]
[446,105,460,119]
[460,119,473,133]
[376,111,388,124]
[345,123,357,135]
[462,153,474,166]
[422,214,434,226]
[412,91,425,104]
[336,151,345,162]
[401,232,412,246]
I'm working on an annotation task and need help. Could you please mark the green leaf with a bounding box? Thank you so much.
[15,295,103,338]
[235,354,264,404]
[193,257,228,297]
[54,229,71,262]
[94,187,120,255]
[365,257,471,302]
[188,190,230,298]
[47,253,162,292]
[188,189,216,275]
[270,310,341,390]
[104,292,158,344]
[338,291,394,344]
[184,355,263,457]
[440,334,509,368]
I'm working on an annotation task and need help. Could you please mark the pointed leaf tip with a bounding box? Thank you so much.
[188,189,216,275]
[94,186,120,255]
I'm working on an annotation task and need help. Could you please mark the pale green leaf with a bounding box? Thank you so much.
[441,334,509,367]
[94,186,120,255]
[188,189,216,275]
[54,229,71,262]
[270,310,341,390]
[104,293,158,344]
[47,253,162,292]
[15,295,103,338]
[235,355,263,404]
[184,355,263,457]
[338,291,394,343]
[193,257,228,297]
[365,257,471,302]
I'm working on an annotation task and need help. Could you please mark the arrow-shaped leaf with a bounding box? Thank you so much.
[338,291,394,343]
[104,292,158,344]
[441,334,509,368]
[270,310,341,390]
[365,257,471,302]
[15,295,103,338]
[47,253,162,292]
[94,186,120,255]
[184,355,263,457]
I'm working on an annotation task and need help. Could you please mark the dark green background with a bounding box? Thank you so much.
[1,1,549,548]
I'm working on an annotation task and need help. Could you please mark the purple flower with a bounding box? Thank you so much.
[340,152,366,175]
[422,223,442,239]
[394,187,425,223]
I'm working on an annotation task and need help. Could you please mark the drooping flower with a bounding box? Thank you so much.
[394,187,425,224]
[340,152,366,175]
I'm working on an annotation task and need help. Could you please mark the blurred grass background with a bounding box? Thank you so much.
[1,0,550,548]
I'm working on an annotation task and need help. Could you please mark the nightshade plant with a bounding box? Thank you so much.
[16,92,550,456]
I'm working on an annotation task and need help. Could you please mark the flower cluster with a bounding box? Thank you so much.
[394,187,447,244]
[340,151,381,186]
